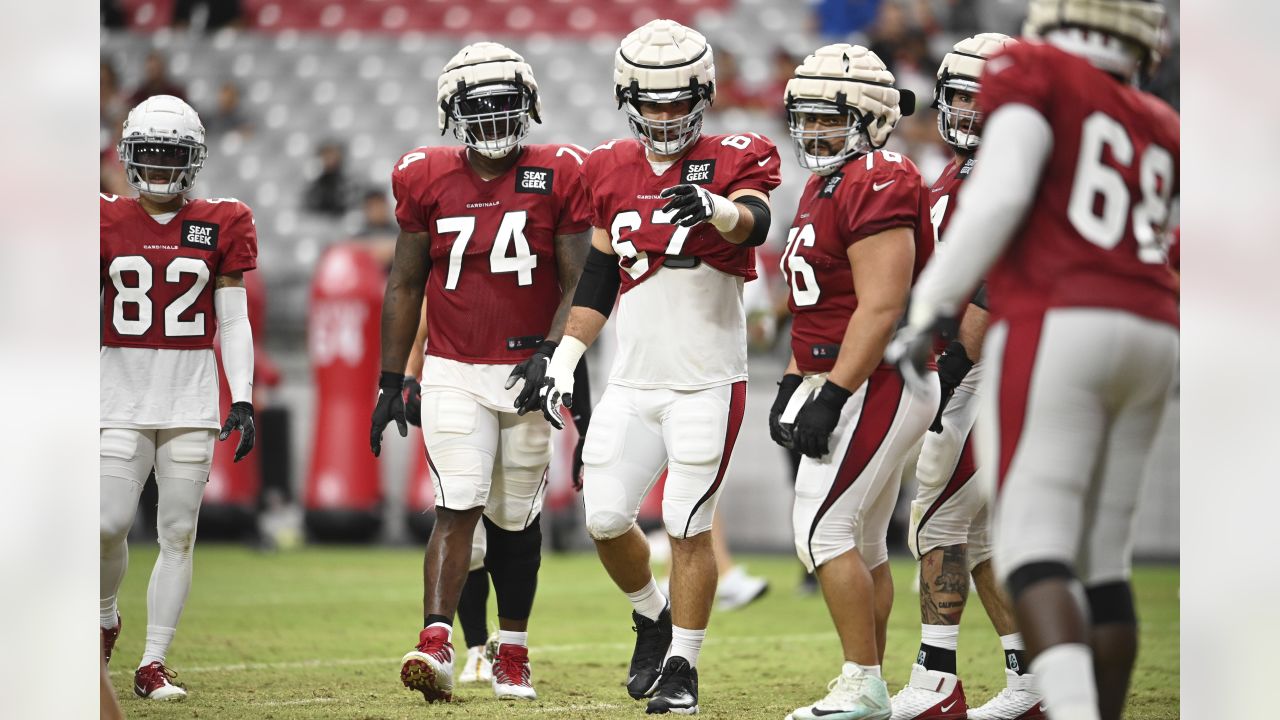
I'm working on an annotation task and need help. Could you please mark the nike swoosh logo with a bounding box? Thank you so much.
[757,157,771,166]
[872,180,895,191]
[941,700,957,711]
[931,186,945,192]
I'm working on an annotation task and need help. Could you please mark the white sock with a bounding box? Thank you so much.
[498,630,528,648]
[427,621,453,641]
[140,625,176,667]
[1030,643,1100,720]
[667,626,706,667]
[921,624,960,652]
[1000,632,1025,651]
[100,598,119,630]
[844,661,882,679]
[625,578,668,621]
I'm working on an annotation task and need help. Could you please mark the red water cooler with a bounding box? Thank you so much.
[304,244,385,541]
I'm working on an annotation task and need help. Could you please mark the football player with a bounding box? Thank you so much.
[891,3,1178,720]
[100,95,258,700]
[767,45,935,720]
[534,19,780,714]
[888,33,1046,720]
[368,42,592,702]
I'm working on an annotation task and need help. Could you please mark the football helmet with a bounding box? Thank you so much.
[438,42,541,160]
[1023,0,1166,77]
[933,32,1015,152]
[117,95,207,200]
[614,19,715,157]
[784,44,913,176]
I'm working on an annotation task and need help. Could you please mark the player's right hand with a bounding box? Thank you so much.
[370,371,408,457]
[505,340,558,415]
[930,340,974,433]
[403,376,423,427]
[769,374,803,448]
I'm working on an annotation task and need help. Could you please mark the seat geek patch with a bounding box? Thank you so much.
[181,220,219,250]
[516,166,553,195]
[681,159,715,184]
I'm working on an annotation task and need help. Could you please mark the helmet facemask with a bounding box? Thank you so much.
[787,99,872,176]
[935,76,983,151]
[117,134,207,200]
[620,82,709,157]
[447,81,532,160]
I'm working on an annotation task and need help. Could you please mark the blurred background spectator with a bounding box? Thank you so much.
[128,50,187,106]
[351,189,398,267]
[203,80,254,137]
[303,140,356,217]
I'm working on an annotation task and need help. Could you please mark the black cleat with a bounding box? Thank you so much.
[646,656,699,714]
[626,605,672,699]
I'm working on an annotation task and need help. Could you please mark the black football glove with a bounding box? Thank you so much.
[572,432,587,492]
[659,184,718,227]
[887,314,959,396]
[219,401,256,463]
[930,340,974,433]
[505,340,558,415]
[792,381,852,459]
[370,371,407,457]
[403,376,422,427]
[769,374,804,449]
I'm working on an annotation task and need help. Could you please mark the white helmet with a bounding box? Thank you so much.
[1023,0,1166,78]
[614,19,715,157]
[784,44,914,176]
[117,95,207,200]
[437,42,542,159]
[933,32,1015,152]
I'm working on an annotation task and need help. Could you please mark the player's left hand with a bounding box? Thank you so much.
[660,184,723,228]
[219,401,256,462]
[572,433,587,492]
[886,312,957,397]
[792,381,851,459]
[403,376,423,427]
[370,371,408,457]
[930,340,974,433]
[505,340,558,415]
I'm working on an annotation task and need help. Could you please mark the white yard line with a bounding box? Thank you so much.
[254,697,341,707]
[183,631,835,674]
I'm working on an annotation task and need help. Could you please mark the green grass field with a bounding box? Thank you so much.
[109,546,1178,719]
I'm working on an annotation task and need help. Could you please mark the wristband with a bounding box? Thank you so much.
[379,370,405,391]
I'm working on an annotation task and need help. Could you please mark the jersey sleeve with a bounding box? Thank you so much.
[844,165,920,246]
[554,149,592,235]
[978,42,1054,119]
[218,203,259,275]
[581,146,612,229]
[391,150,430,234]
[725,133,783,196]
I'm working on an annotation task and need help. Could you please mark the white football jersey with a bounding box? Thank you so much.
[608,263,747,391]
[100,346,221,429]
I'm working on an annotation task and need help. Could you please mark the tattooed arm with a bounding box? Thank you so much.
[380,230,431,374]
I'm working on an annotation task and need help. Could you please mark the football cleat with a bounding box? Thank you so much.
[491,643,537,700]
[787,663,892,720]
[889,664,967,719]
[967,670,1046,720]
[458,645,493,683]
[627,605,673,699]
[101,614,121,665]
[716,566,770,612]
[645,656,698,714]
[400,626,454,703]
[133,661,187,701]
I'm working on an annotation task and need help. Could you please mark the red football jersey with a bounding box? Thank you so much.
[928,156,975,240]
[977,41,1180,327]
[392,144,591,364]
[782,150,935,374]
[582,133,782,291]
[100,194,258,350]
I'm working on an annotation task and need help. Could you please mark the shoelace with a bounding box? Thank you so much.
[654,662,692,696]
[493,653,530,686]
[140,663,180,687]
[632,619,668,661]
[416,635,451,663]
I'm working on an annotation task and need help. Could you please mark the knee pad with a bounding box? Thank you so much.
[1086,580,1137,625]
[1006,560,1075,603]
[483,515,542,621]
[586,509,633,541]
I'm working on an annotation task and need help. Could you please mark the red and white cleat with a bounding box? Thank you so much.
[400,627,454,703]
[968,670,1046,720]
[133,661,187,701]
[101,615,121,665]
[890,664,967,719]
[491,643,537,700]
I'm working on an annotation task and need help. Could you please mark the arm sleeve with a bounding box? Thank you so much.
[218,205,259,275]
[392,154,429,234]
[910,103,1054,323]
[215,286,254,404]
[726,134,783,196]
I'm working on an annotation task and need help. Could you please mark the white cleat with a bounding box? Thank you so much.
[786,663,892,720]
[889,664,967,719]
[491,643,537,700]
[400,626,455,703]
[716,565,770,612]
[458,645,493,683]
[967,670,1046,719]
